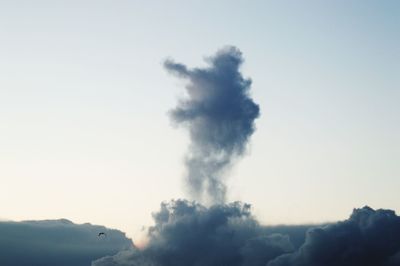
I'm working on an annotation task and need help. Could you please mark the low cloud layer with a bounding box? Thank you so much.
[165,46,260,204]
[0,219,132,266]
[92,204,400,266]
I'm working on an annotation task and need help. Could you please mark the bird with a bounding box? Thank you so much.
[98,232,106,237]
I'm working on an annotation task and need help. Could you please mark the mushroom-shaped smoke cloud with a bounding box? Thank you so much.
[92,47,400,266]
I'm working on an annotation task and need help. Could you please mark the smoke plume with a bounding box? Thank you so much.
[164,46,260,204]
[91,47,400,266]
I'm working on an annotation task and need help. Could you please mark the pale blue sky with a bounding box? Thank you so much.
[1,1,399,239]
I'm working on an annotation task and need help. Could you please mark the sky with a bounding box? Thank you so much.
[1,0,399,241]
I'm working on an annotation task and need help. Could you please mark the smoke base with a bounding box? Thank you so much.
[93,203,400,266]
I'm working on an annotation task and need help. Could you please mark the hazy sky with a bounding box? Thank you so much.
[1,0,399,240]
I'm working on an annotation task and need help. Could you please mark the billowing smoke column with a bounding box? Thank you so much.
[91,47,400,266]
[164,46,260,204]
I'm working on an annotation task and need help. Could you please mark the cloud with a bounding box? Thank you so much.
[165,46,260,204]
[268,206,400,266]
[0,219,133,266]
[92,200,294,266]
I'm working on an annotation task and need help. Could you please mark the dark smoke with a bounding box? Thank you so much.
[164,46,260,204]
[92,205,400,266]
[92,200,294,266]
[268,206,400,266]
[92,47,400,266]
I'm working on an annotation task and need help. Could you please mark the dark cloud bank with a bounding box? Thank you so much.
[92,47,400,266]
[0,219,132,266]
